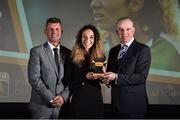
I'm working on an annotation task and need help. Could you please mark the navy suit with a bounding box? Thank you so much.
[107,40,151,117]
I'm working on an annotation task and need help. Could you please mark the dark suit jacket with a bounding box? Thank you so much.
[28,42,71,112]
[107,40,151,114]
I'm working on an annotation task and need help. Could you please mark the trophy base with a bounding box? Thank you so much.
[92,73,105,77]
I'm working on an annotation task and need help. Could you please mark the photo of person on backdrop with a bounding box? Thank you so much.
[90,0,180,72]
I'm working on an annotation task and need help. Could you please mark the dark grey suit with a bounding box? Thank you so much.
[28,42,71,119]
[107,40,151,118]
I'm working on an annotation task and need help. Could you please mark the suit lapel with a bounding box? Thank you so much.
[124,40,137,59]
[60,45,65,65]
[110,44,121,72]
[115,44,121,60]
[43,42,59,76]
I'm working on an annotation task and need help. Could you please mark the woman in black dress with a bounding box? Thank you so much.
[69,24,105,118]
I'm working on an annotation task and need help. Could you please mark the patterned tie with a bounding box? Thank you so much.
[118,44,128,59]
[53,48,60,72]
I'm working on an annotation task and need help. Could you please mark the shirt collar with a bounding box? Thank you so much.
[47,41,60,51]
[121,37,134,47]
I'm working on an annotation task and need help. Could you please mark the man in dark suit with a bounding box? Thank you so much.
[104,17,151,118]
[28,17,71,119]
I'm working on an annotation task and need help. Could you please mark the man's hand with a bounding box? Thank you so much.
[100,78,109,84]
[51,95,64,107]
[104,72,117,81]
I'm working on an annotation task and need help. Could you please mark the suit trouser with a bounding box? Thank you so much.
[31,108,59,119]
[115,113,146,119]
[112,106,146,119]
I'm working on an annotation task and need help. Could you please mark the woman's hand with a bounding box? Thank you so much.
[86,72,100,80]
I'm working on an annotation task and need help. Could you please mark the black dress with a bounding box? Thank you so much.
[69,55,104,118]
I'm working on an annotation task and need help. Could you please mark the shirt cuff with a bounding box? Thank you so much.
[50,99,53,103]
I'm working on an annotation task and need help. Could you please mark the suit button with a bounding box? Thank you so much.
[82,82,85,86]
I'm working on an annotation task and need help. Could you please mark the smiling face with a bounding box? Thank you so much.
[116,19,135,44]
[81,29,95,51]
[90,0,129,30]
[44,22,62,46]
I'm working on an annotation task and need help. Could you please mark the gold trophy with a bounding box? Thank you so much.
[91,57,106,77]
[91,57,110,87]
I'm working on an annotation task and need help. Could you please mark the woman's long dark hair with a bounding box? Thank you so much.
[71,24,105,66]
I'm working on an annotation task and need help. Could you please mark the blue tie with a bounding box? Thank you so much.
[118,45,128,59]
